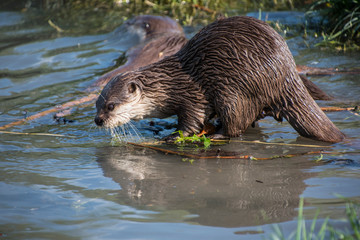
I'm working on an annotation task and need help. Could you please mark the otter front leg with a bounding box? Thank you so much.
[164,108,206,142]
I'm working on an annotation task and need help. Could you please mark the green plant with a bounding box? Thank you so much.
[268,198,360,240]
[182,158,195,164]
[327,202,360,239]
[173,130,211,148]
[42,0,227,33]
[308,0,360,49]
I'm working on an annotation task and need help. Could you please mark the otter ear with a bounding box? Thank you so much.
[128,82,138,93]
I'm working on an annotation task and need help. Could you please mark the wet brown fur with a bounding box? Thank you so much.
[96,16,345,143]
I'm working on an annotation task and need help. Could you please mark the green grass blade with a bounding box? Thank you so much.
[346,203,360,239]
[318,217,329,240]
[309,209,320,240]
[296,198,304,240]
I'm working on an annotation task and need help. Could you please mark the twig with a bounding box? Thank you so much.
[127,142,205,159]
[0,93,98,130]
[48,19,65,33]
[210,139,333,148]
[254,151,331,160]
[0,130,74,138]
[320,106,358,112]
[296,65,360,76]
[144,0,156,7]
[141,139,332,148]
[126,142,340,160]
[193,4,216,14]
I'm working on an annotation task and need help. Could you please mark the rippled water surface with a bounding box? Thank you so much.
[0,10,359,240]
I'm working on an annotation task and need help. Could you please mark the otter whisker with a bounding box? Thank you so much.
[110,126,125,144]
[123,123,137,142]
[120,125,128,140]
[109,124,128,143]
[128,121,144,142]
[108,121,144,143]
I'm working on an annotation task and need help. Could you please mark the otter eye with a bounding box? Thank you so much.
[143,22,150,29]
[107,103,115,111]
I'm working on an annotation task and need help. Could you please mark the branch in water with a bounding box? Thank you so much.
[127,141,343,160]
[296,65,360,76]
[0,93,98,130]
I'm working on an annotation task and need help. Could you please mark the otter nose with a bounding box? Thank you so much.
[94,116,104,126]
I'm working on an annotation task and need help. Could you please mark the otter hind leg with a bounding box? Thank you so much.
[216,97,260,137]
[280,76,345,143]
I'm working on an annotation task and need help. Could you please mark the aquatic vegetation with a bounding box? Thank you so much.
[308,0,360,49]
[268,198,360,240]
[181,158,195,164]
[4,0,227,34]
[174,130,211,148]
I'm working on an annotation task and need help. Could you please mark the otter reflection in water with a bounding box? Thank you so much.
[95,16,344,143]
[96,145,315,227]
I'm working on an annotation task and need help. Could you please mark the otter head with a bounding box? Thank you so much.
[94,73,150,128]
[126,15,183,42]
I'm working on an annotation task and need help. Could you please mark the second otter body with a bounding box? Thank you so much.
[95,15,187,87]
[95,16,345,143]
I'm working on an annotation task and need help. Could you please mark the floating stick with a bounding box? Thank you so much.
[210,139,333,148]
[320,106,358,112]
[0,130,73,138]
[296,65,360,76]
[0,93,98,130]
[127,142,339,160]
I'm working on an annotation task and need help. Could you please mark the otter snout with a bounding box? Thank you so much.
[94,116,104,127]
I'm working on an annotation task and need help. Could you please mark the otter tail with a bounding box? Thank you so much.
[279,75,345,143]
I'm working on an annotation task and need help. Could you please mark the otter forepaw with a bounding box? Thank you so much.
[208,127,230,140]
[208,133,230,140]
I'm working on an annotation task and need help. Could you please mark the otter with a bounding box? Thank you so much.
[95,15,187,87]
[95,16,345,143]
[95,15,331,101]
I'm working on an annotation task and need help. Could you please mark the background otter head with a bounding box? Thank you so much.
[125,15,183,42]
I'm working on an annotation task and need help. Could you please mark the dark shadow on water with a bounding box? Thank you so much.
[95,143,318,227]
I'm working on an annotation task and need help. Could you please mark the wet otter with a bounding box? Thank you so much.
[95,15,331,100]
[95,15,187,87]
[95,16,345,143]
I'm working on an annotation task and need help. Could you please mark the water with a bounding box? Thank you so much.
[0,9,359,240]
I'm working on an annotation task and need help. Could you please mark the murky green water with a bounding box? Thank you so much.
[0,8,359,240]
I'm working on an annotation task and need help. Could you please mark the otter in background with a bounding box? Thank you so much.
[94,15,187,87]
